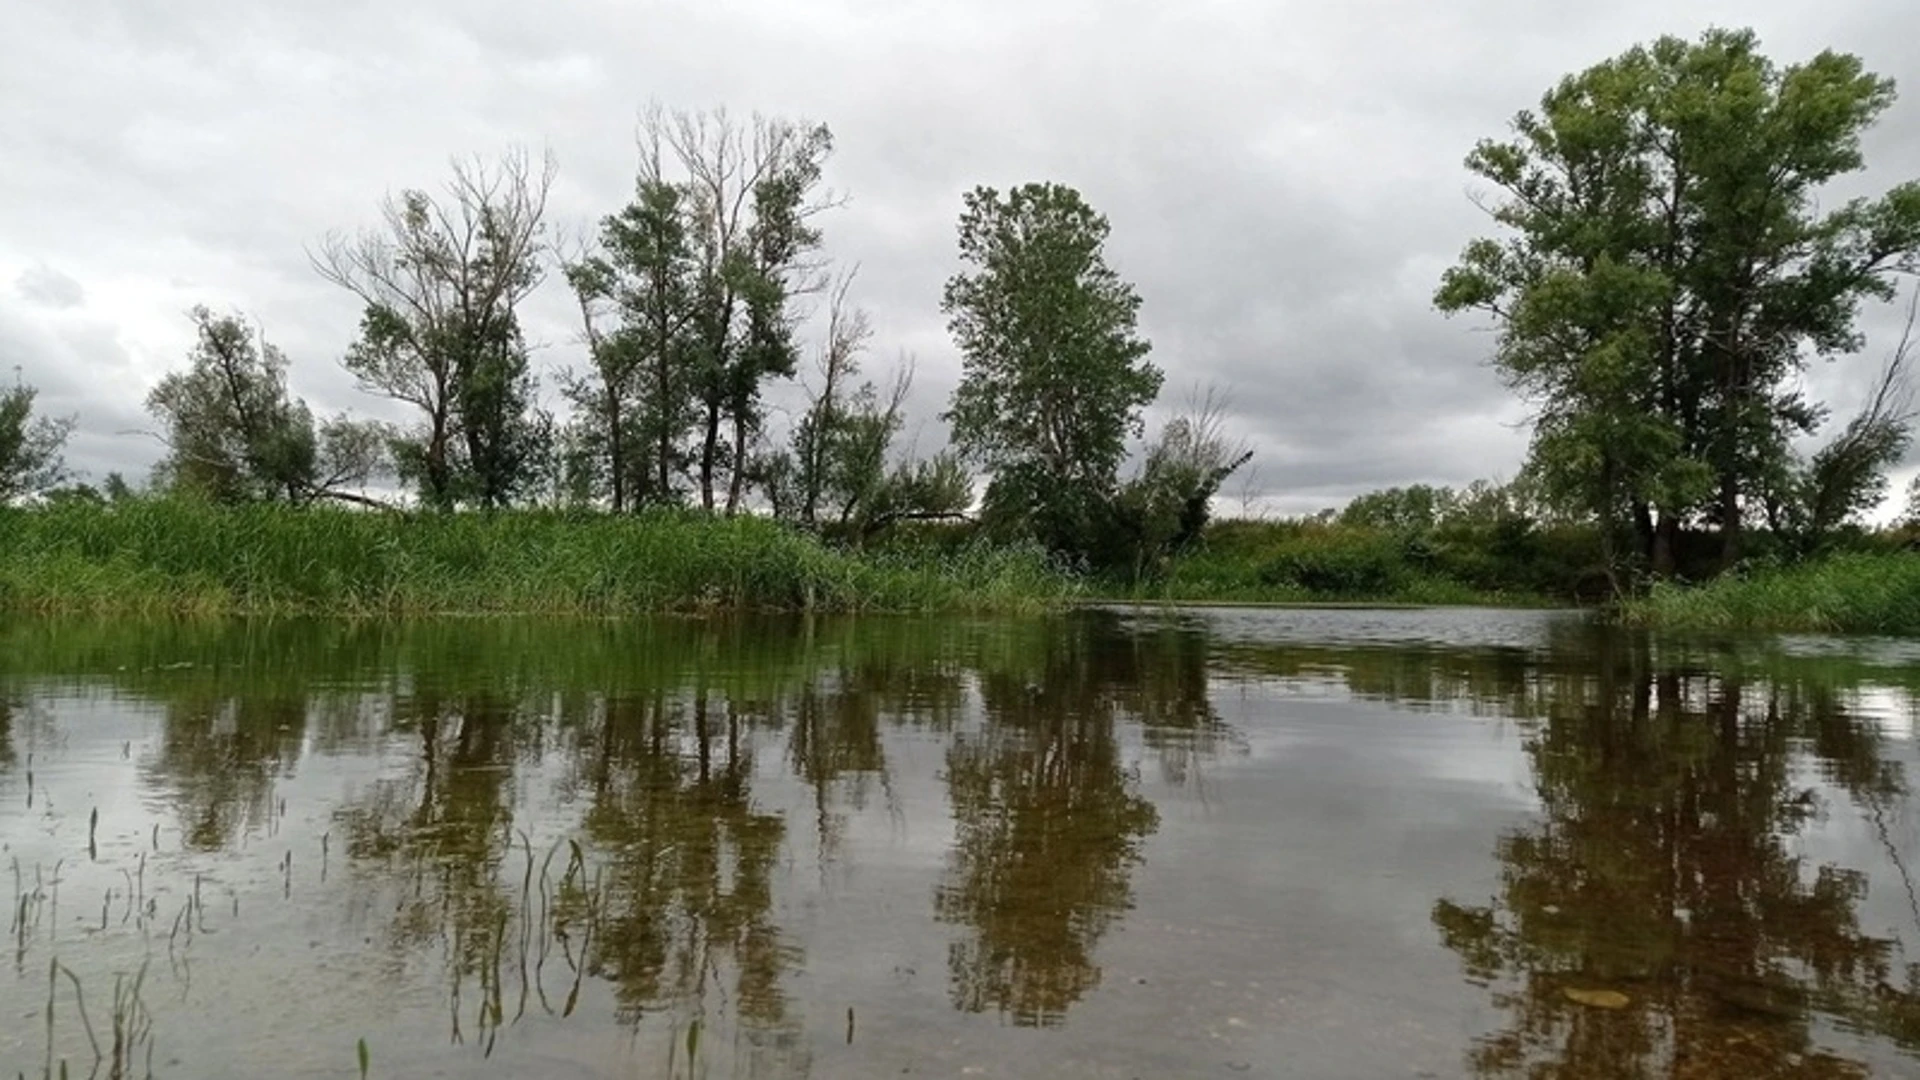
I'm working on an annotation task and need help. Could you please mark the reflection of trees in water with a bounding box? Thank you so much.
[13,612,1247,1065]
[1432,634,1920,1078]
[569,688,799,1051]
[143,693,307,850]
[332,687,530,1047]
[0,695,16,768]
[933,624,1168,1027]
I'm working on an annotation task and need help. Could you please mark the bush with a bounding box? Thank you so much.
[1257,529,1409,596]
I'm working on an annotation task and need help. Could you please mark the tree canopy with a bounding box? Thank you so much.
[942,182,1164,559]
[1436,27,1920,580]
[0,377,73,503]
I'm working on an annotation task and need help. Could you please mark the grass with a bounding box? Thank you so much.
[0,500,1076,617]
[1623,551,1920,635]
[1110,519,1571,608]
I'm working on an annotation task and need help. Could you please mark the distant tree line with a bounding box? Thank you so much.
[9,28,1920,589]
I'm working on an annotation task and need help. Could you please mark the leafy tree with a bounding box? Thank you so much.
[673,110,834,514]
[1763,325,1914,554]
[316,149,554,509]
[1108,388,1252,580]
[147,307,389,505]
[760,272,970,539]
[565,131,700,511]
[0,376,73,502]
[1341,484,1456,533]
[942,183,1163,560]
[567,108,834,514]
[1437,28,1920,580]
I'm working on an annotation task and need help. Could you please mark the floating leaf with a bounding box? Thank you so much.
[357,1036,370,1079]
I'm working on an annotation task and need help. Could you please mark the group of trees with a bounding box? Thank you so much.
[4,108,1246,578]
[1438,27,1920,585]
[11,27,1919,588]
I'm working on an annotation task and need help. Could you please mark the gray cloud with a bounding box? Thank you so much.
[2,0,1917,514]
[15,265,86,310]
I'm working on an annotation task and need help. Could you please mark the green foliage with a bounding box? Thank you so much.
[0,499,1074,616]
[0,380,72,502]
[1103,399,1252,581]
[1437,27,1920,576]
[1256,528,1411,596]
[564,111,835,514]
[320,150,554,510]
[564,173,698,509]
[1625,552,1920,634]
[147,307,388,505]
[942,183,1163,560]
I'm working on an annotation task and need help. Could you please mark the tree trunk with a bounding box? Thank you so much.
[699,402,722,511]
[1718,472,1742,571]
[1649,507,1680,581]
[605,385,625,513]
[1632,500,1656,572]
[725,412,747,515]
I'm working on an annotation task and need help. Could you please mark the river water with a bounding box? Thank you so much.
[3,608,1919,1078]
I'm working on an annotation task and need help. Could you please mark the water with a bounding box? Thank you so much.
[2,607,1919,1078]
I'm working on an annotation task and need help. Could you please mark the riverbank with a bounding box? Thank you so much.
[1623,552,1920,636]
[4,501,1910,630]
[0,500,1073,616]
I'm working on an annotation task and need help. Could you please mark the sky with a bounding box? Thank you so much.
[3,0,1919,516]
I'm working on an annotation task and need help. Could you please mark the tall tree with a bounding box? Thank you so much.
[1437,28,1920,579]
[568,109,833,513]
[0,373,73,503]
[670,109,833,513]
[564,130,700,510]
[316,149,554,509]
[942,183,1162,559]
[147,307,389,505]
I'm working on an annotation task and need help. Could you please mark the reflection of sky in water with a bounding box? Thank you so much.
[4,611,1920,1078]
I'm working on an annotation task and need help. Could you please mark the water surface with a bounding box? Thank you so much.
[3,608,1919,1077]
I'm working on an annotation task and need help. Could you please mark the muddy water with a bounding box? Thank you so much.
[3,608,1919,1078]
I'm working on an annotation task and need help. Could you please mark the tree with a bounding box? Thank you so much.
[564,127,701,511]
[672,109,835,514]
[942,183,1163,559]
[567,108,834,514]
[1764,309,1916,553]
[0,374,73,503]
[147,307,389,505]
[316,149,554,509]
[1437,28,1920,580]
[1108,387,1252,580]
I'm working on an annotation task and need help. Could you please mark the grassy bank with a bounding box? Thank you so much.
[1623,552,1920,635]
[0,500,1075,616]
[1107,518,1591,608]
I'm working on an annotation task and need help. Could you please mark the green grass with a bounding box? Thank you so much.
[1114,519,1568,608]
[1624,552,1920,635]
[0,500,1076,616]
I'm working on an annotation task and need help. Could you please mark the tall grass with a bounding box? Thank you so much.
[1624,552,1920,635]
[0,500,1076,616]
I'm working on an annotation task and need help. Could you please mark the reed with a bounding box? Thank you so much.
[1624,552,1920,635]
[0,500,1075,616]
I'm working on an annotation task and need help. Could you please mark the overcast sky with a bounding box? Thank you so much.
[4,0,1918,515]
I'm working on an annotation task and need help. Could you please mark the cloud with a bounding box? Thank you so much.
[0,0,1915,510]
[15,265,86,310]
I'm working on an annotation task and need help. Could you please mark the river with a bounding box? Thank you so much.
[3,607,1918,1077]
